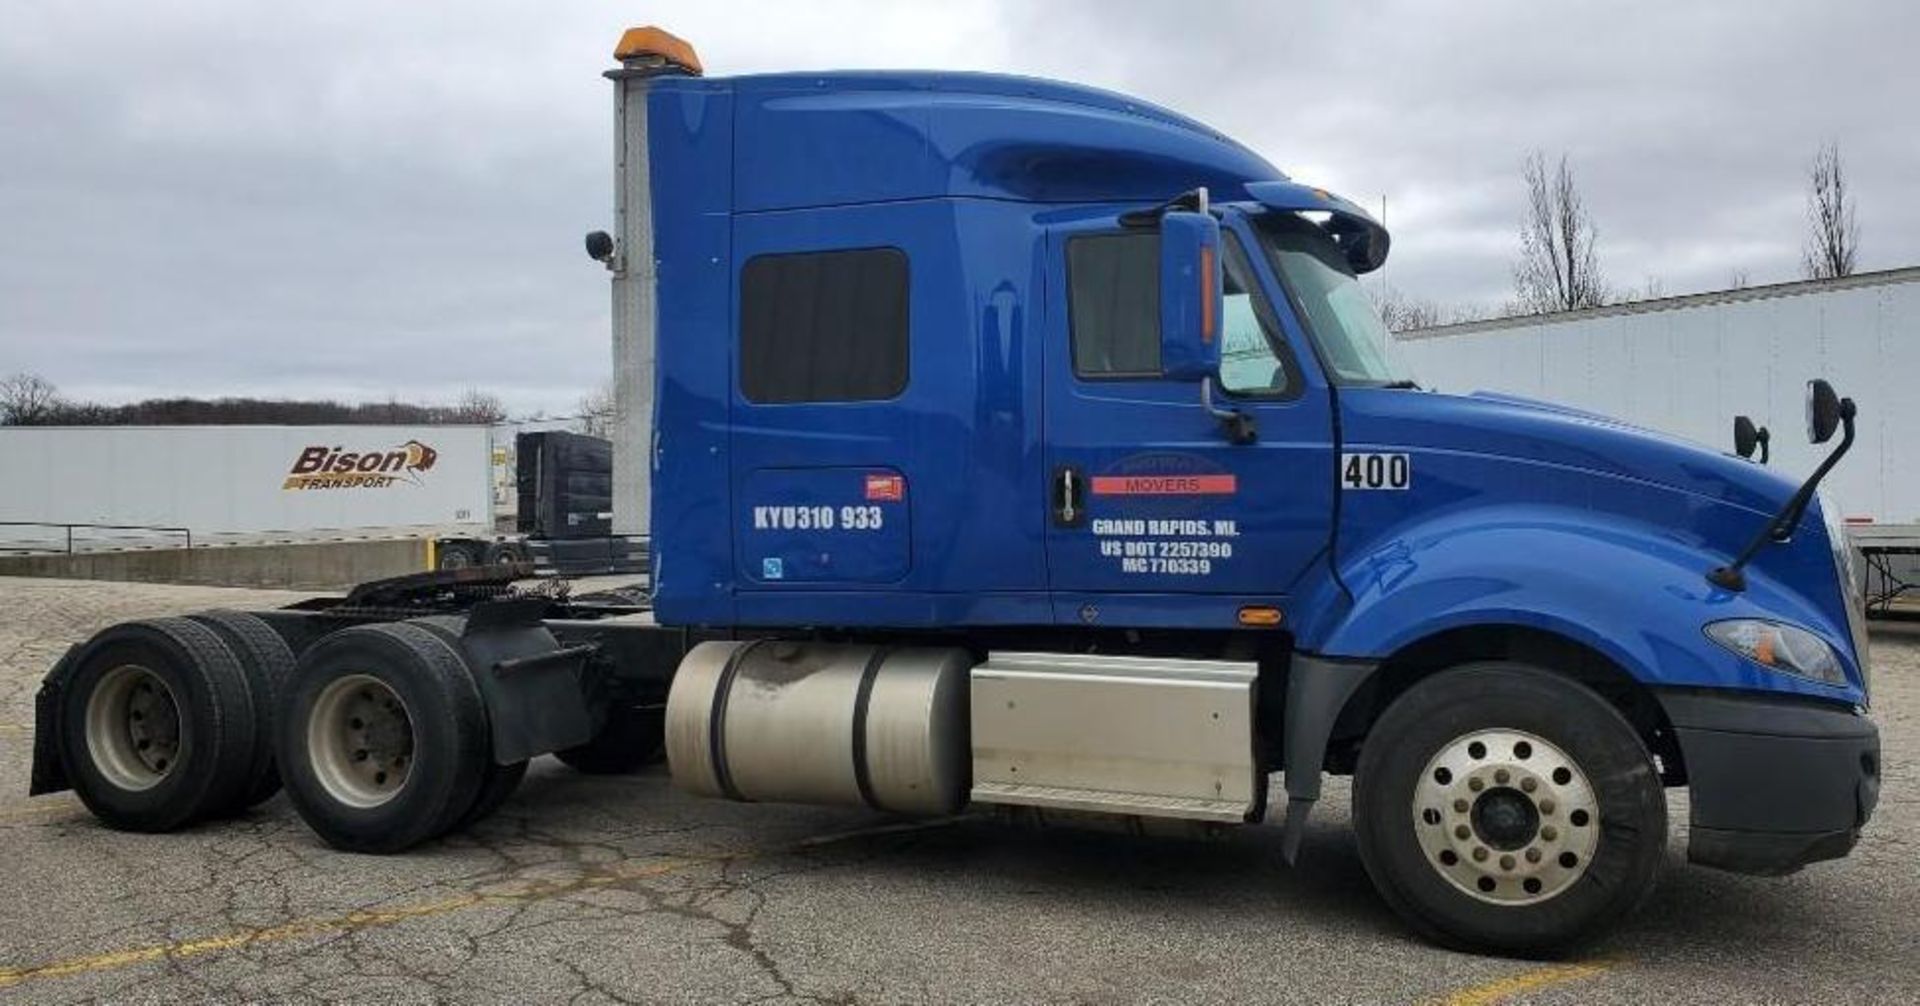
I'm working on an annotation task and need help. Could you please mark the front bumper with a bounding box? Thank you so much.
[1660,689,1879,876]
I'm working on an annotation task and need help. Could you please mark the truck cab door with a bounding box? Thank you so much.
[1041,214,1335,626]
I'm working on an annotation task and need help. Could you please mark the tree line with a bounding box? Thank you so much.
[0,373,509,427]
[1370,141,1865,331]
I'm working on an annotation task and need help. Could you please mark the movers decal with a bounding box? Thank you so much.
[1090,473,1237,495]
[282,440,439,490]
[1087,452,1238,577]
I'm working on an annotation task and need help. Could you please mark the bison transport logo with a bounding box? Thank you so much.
[282,440,439,490]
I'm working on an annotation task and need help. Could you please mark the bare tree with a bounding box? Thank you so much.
[448,388,508,425]
[1730,269,1752,291]
[0,372,61,425]
[1803,141,1860,280]
[576,379,617,438]
[1366,284,1443,333]
[1513,152,1608,313]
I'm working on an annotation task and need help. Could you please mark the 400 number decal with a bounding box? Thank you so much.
[1341,452,1411,491]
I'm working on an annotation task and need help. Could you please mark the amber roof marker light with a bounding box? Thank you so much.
[614,26,703,76]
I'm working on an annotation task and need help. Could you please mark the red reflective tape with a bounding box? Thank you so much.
[1089,474,1237,495]
[865,474,904,501]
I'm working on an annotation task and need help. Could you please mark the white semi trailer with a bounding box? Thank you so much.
[0,425,495,553]
[1394,266,1920,611]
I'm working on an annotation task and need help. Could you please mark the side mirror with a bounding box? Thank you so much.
[1734,415,1771,465]
[585,230,615,263]
[1158,210,1223,382]
[1733,415,1758,458]
[1806,379,1842,444]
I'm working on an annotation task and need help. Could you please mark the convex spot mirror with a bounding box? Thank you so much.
[1806,379,1842,444]
[1158,210,1223,382]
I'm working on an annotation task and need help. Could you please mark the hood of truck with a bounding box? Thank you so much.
[1316,384,1863,703]
[1342,386,1798,517]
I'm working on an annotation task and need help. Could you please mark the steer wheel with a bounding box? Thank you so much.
[1352,661,1666,956]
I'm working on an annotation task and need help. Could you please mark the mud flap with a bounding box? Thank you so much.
[1279,653,1379,864]
[458,600,598,765]
[28,646,79,796]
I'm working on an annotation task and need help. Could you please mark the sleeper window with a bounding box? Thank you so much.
[740,248,909,404]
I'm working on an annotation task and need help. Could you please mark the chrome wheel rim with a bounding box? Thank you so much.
[1412,728,1600,905]
[308,674,415,809]
[85,665,182,791]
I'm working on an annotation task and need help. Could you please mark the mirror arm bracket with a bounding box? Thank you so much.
[1202,379,1257,445]
[1707,402,1855,592]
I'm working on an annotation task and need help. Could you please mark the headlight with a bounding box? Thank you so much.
[1705,619,1846,686]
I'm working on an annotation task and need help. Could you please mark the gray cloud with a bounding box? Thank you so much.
[1000,0,1920,312]
[2,1,1914,413]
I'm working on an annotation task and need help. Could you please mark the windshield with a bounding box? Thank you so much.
[1251,212,1415,386]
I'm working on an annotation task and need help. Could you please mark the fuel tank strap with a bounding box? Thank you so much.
[849,645,897,811]
[708,639,770,802]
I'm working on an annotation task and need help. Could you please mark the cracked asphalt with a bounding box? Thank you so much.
[1,576,1916,1004]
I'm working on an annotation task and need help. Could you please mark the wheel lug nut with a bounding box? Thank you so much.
[1520,777,1537,793]
[1539,798,1555,814]
[1453,798,1469,813]
[1541,825,1558,841]
[1468,778,1484,792]
[1454,825,1471,840]
[1472,847,1488,863]
[1494,769,1511,785]
[1526,848,1542,864]
[1500,854,1515,871]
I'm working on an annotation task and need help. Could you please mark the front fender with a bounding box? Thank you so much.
[1295,504,1863,705]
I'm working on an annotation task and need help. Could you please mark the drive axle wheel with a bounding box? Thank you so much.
[308,675,415,808]
[555,703,665,775]
[60,618,257,832]
[278,623,489,853]
[1353,663,1665,956]
[189,610,296,813]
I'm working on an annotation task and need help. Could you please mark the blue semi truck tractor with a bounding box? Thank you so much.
[28,28,1878,955]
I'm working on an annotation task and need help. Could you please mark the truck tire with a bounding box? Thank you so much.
[1352,662,1665,956]
[436,542,478,570]
[188,610,295,813]
[59,618,257,833]
[482,541,528,567]
[410,616,529,831]
[277,623,490,853]
[554,704,664,774]
[456,760,531,831]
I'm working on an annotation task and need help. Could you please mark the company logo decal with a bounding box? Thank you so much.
[282,440,439,490]
[865,473,905,501]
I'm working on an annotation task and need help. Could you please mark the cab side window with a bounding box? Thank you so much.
[1067,232,1160,377]
[1067,229,1295,396]
[1218,233,1296,398]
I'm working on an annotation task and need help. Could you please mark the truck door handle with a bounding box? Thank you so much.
[1052,466,1085,527]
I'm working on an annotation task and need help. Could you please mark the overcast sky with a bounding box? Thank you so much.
[3,1,1916,416]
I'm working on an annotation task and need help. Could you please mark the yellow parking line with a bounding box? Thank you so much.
[1435,960,1612,1006]
[0,798,82,823]
[0,723,32,735]
[0,817,954,990]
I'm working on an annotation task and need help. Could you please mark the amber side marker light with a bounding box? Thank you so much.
[1238,606,1283,627]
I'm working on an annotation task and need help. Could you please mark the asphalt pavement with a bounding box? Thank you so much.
[0,576,1913,1004]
